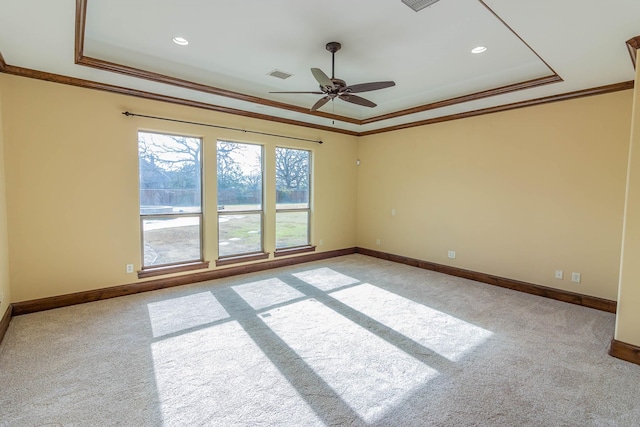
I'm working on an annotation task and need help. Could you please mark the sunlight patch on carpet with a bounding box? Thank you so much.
[151,321,323,426]
[260,298,439,423]
[232,278,305,310]
[331,283,493,361]
[292,267,360,291]
[147,292,229,338]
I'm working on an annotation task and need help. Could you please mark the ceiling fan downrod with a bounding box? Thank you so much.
[326,41,341,79]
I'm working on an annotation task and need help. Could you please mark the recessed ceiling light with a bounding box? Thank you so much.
[471,46,487,54]
[173,37,189,46]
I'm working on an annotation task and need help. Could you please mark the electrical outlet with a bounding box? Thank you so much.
[376,238,381,246]
[571,272,581,283]
[555,270,564,280]
[319,239,323,247]
[126,264,134,274]
[391,208,396,216]
[448,250,456,259]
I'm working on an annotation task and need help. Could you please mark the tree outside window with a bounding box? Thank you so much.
[275,147,311,249]
[216,141,264,257]
[139,132,203,268]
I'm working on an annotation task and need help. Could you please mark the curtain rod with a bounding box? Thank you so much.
[122,111,323,144]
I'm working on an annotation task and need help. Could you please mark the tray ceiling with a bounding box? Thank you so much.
[0,0,638,134]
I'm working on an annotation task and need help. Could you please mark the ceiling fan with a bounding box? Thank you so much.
[270,42,396,112]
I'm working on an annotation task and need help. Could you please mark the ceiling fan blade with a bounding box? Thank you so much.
[342,81,396,94]
[311,96,331,111]
[269,91,324,94]
[339,94,377,108]
[311,68,336,90]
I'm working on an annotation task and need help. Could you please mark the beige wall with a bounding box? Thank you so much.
[0,74,358,302]
[357,91,633,301]
[0,71,634,306]
[615,53,640,345]
[0,78,11,316]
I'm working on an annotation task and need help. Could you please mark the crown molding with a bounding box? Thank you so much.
[76,55,362,126]
[4,3,633,136]
[361,75,562,124]
[0,54,633,137]
[75,0,561,127]
[75,0,87,62]
[0,61,359,136]
[74,1,358,126]
[360,81,635,136]
[627,36,640,70]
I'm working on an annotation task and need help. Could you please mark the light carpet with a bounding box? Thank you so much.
[1,254,639,426]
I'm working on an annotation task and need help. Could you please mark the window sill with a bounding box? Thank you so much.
[216,252,270,267]
[138,261,210,279]
[274,246,316,258]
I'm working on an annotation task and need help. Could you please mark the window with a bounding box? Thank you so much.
[217,141,264,258]
[275,147,311,249]
[138,131,203,268]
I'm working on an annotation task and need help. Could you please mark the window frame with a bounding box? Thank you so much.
[138,131,205,271]
[274,146,312,252]
[216,140,266,261]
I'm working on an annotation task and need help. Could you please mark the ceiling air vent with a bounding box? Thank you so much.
[267,69,293,80]
[402,0,441,12]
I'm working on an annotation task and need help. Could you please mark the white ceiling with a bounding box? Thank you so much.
[0,0,638,134]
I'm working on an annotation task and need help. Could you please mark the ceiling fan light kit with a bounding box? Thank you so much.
[270,41,396,112]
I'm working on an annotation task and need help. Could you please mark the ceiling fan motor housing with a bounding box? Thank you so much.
[321,78,346,94]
